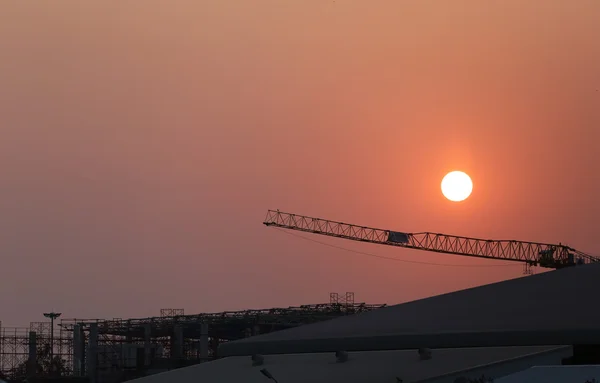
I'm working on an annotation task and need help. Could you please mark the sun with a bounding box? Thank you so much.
[441,171,473,202]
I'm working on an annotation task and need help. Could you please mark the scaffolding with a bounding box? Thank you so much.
[0,324,29,379]
[0,321,74,381]
[2,294,386,383]
[330,292,355,306]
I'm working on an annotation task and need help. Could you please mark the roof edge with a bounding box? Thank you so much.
[415,346,571,383]
[218,329,600,356]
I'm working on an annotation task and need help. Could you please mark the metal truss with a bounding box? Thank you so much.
[60,302,385,337]
[160,309,185,317]
[4,302,386,382]
[57,302,386,381]
[0,326,29,380]
[264,210,599,269]
[0,322,73,381]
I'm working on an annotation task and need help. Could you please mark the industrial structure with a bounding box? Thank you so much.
[121,261,600,382]
[208,261,600,383]
[0,320,74,381]
[128,345,574,383]
[0,294,385,383]
[263,209,599,272]
[3,211,598,382]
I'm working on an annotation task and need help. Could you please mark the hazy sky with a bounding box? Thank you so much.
[1,1,599,327]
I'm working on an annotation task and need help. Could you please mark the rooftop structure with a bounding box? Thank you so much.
[495,365,600,383]
[125,264,600,382]
[219,263,600,356]
[1,293,385,382]
[127,346,572,383]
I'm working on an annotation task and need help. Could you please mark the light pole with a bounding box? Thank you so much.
[43,312,61,372]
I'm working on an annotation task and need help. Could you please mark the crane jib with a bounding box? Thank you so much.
[264,210,600,268]
[387,231,410,244]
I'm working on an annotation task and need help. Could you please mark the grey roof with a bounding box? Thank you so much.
[129,346,567,383]
[495,365,600,383]
[220,263,600,356]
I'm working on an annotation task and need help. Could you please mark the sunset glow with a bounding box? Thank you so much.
[0,1,598,327]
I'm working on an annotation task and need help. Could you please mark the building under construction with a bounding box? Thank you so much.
[0,320,76,382]
[0,293,386,383]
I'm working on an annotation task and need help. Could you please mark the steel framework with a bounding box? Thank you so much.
[160,309,184,317]
[0,325,29,380]
[48,298,384,383]
[1,299,385,382]
[60,301,383,342]
[264,210,600,269]
[0,321,73,381]
[330,292,354,306]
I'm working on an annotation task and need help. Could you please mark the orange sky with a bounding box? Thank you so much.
[0,1,599,326]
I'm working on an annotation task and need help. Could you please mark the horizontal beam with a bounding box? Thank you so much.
[218,329,600,356]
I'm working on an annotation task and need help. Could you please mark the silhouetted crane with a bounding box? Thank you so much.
[263,210,599,271]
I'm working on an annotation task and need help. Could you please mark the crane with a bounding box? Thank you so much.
[263,210,600,270]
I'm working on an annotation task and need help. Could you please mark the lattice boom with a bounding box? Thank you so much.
[264,210,599,268]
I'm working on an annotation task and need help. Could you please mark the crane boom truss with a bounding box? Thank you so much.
[264,210,599,269]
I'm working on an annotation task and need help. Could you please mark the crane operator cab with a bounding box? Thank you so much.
[538,247,583,269]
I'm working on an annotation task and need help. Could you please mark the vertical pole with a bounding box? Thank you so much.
[50,316,54,372]
[199,323,209,361]
[172,325,183,360]
[42,312,61,374]
[0,321,3,372]
[80,327,86,376]
[144,324,151,367]
[73,324,82,376]
[27,331,37,378]
[87,323,98,383]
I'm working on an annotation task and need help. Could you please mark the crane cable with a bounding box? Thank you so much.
[274,228,521,268]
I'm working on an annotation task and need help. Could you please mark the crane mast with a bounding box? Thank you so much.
[264,210,599,269]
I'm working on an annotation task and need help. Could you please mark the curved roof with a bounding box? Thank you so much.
[220,264,600,356]
[130,346,568,383]
[496,365,600,383]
